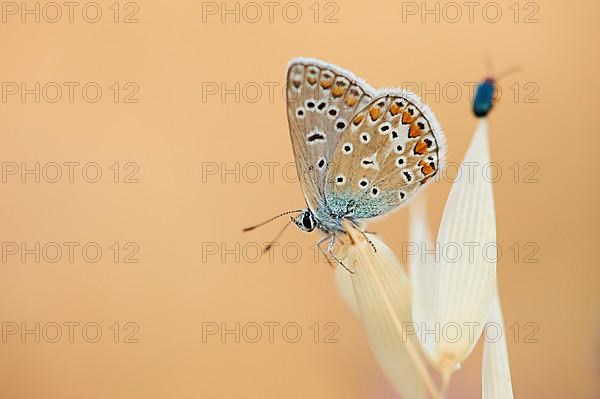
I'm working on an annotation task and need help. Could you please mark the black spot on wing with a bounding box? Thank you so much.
[307,132,325,142]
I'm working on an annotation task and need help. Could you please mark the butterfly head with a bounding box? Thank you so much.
[294,209,317,232]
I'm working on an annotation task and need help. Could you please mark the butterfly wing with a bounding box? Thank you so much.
[286,58,374,212]
[325,90,446,219]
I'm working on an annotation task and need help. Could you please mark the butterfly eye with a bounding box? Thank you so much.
[359,179,369,188]
[335,175,346,185]
[296,107,305,118]
[394,144,404,154]
[370,187,379,197]
[398,191,406,200]
[403,171,413,183]
[305,99,316,110]
[342,143,353,154]
[360,132,371,143]
[317,158,326,169]
[301,212,316,231]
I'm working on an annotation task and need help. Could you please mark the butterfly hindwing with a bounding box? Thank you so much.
[325,91,445,219]
[286,58,374,212]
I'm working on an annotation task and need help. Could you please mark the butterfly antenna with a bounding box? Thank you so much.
[262,217,295,253]
[242,209,303,232]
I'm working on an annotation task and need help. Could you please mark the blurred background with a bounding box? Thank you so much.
[0,0,598,397]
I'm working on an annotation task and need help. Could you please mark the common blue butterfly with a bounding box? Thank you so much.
[245,58,447,271]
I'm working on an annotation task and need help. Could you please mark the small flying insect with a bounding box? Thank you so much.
[473,59,520,118]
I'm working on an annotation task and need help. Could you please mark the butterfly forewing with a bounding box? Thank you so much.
[325,91,445,219]
[286,58,374,212]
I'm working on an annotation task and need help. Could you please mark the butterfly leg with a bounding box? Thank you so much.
[315,235,336,269]
[317,234,355,274]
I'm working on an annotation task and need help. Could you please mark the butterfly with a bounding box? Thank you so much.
[245,58,446,271]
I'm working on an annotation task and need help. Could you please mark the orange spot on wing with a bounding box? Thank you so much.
[402,111,415,124]
[345,95,358,106]
[370,107,381,120]
[419,160,434,175]
[321,80,333,89]
[307,76,317,85]
[409,124,423,138]
[414,141,428,155]
[332,85,345,97]
[389,102,401,115]
[353,114,365,125]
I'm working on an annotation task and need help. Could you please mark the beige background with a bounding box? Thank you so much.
[0,0,598,398]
